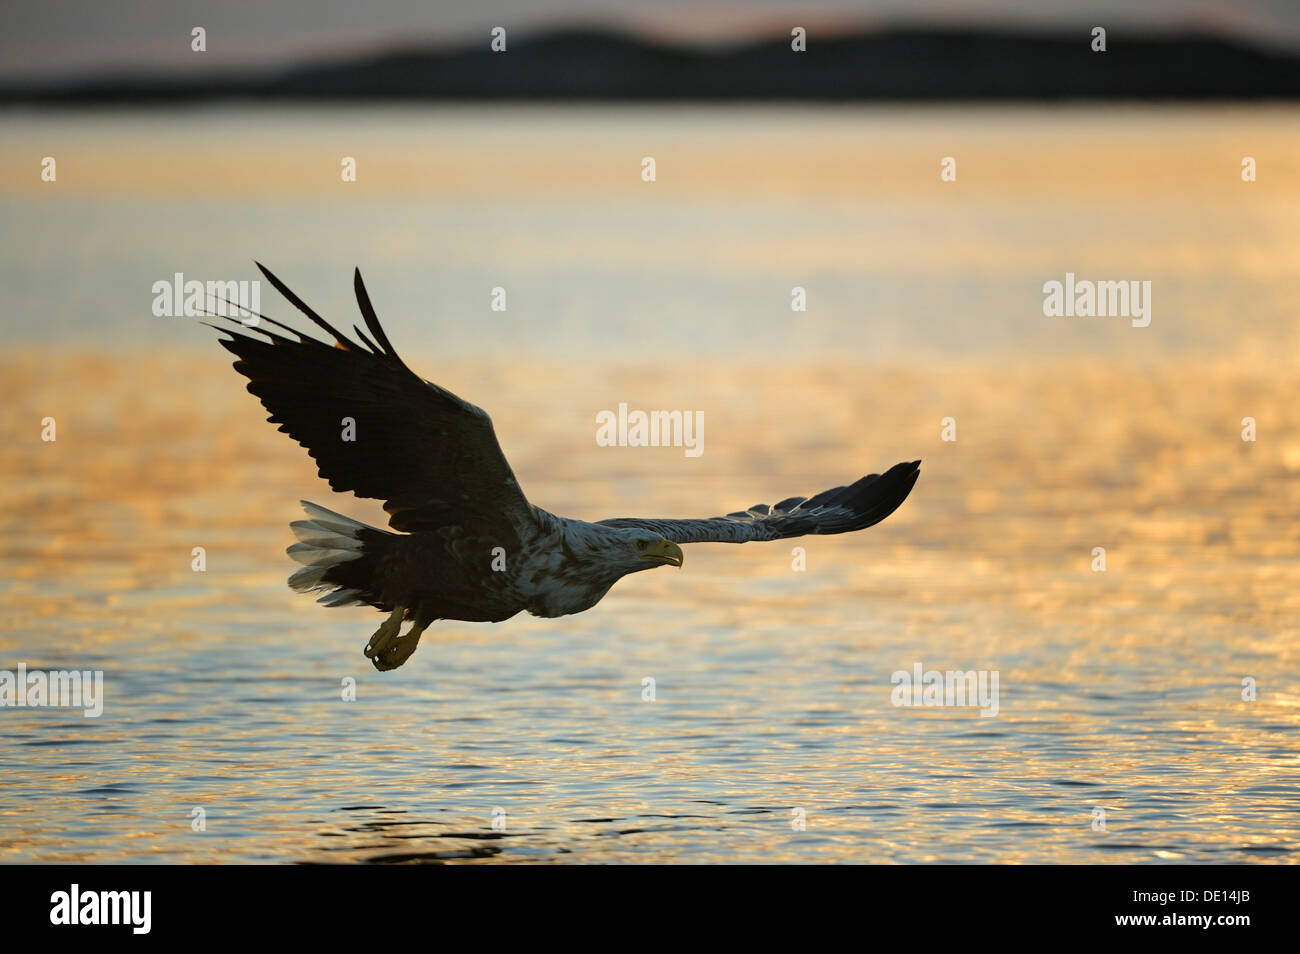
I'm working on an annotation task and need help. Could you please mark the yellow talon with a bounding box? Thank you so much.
[363,605,406,659]
[371,621,428,671]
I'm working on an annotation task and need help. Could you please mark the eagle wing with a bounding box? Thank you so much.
[597,460,920,544]
[211,263,534,537]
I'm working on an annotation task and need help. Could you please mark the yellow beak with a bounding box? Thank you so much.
[640,540,684,567]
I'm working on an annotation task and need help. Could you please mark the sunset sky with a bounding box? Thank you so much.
[4,0,1300,82]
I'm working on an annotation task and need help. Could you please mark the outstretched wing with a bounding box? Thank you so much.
[210,263,534,537]
[597,460,920,544]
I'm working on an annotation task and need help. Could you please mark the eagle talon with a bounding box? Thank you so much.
[369,623,427,671]
[363,605,406,660]
[371,645,409,671]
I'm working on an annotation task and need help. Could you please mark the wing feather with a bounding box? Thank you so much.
[597,461,920,544]
[213,266,534,538]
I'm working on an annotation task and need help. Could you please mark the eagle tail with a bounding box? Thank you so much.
[286,501,396,609]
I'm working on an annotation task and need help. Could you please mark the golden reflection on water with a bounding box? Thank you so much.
[1,104,1298,862]
[1,348,1297,863]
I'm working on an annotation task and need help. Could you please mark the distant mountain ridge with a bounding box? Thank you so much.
[5,27,1300,102]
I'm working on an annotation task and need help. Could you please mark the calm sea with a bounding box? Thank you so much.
[0,105,1297,863]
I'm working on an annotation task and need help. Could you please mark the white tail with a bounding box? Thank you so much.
[286,501,370,597]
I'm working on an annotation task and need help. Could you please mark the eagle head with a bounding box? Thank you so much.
[596,527,684,575]
[625,531,684,571]
[565,523,684,579]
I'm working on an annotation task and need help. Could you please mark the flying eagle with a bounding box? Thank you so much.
[209,265,921,671]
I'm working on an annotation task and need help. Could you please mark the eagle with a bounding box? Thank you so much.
[209,265,921,671]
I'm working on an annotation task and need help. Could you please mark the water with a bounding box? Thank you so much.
[1,105,1298,863]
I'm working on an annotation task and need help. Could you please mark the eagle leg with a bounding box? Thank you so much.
[369,616,429,672]
[363,604,407,662]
